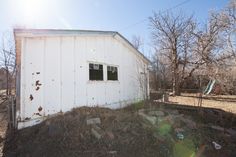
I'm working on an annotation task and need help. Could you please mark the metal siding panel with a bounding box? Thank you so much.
[75,37,87,106]
[61,37,75,112]
[44,37,61,115]
[22,38,44,119]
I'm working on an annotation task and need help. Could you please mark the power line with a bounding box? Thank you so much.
[118,0,191,31]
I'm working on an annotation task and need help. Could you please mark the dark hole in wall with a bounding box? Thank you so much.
[38,106,42,112]
[35,80,42,86]
[29,94,33,101]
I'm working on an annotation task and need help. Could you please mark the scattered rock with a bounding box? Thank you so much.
[226,128,236,136]
[122,125,129,132]
[145,116,157,125]
[211,125,224,132]
[91,128,102,139]
[171,114,184,119]
[148,111,165,117]
[4,105,236,157]
[106,131,115,140]
[108,151,117,155]
[211,126,236,136]
[86,118,101,125]
[138,110,157,125]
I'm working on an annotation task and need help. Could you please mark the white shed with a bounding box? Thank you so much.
[14,29,150,129]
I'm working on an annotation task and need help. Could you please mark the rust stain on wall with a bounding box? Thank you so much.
[35,80,42,86]
[36,87,40,91]
[29,94,33,101]
[38,106,43,112]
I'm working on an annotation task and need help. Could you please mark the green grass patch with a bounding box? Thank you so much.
[173,139,196,157]
[132,100,145,110]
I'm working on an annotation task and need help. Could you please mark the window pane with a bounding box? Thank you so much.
[89,63,103,80]
[107,66,118,80]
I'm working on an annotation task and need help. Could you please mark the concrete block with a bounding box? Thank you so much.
[148,111,165,117]
[86,118,101,125]
[91,128,102,139]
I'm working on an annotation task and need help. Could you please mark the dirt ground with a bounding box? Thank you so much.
[0,99,8,157]
[169,93,236,114]
[2,101,236,157]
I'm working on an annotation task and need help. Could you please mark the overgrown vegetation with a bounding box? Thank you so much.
[3,103,236,157]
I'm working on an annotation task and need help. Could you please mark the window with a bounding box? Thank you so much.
[89,63,103,80]
[107,66,118,81]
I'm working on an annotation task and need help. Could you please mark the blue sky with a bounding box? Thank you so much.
[0,0,229,57]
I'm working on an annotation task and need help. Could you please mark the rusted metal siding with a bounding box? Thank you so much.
[15,30,149,129]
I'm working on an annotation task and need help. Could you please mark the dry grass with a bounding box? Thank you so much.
[169,93,236,114]
[0,100,8,157]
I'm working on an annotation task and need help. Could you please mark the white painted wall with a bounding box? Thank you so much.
[17,32,149,129]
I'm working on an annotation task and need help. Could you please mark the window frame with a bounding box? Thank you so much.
[107,65,118,81]
[89,63,104,81]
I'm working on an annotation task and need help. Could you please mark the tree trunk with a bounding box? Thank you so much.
[172,47,181,96]
[6,69,9,96]
[173,76,181,96]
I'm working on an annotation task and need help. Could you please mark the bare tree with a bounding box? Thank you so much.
[135,59,149,100]
[149,8,235,96]
[219,0,236,61]
[149,11,196,96]
[132,35,143,51]
[0,31,16,96]
[151,52,171,91]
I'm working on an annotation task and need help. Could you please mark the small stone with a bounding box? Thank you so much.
[122,126,129,132]
[106,131,115,140]
[86,118,101,125]
[91,128,102,139]
[211,125,224,132]
[138,111,157,125]
[226,128,236,136]
[108,151,117,155]
[148,111,165,117]
[145,116,157,125]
